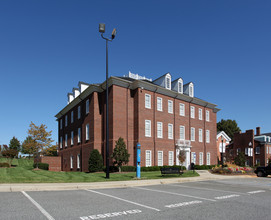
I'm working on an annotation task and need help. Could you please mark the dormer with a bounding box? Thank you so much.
[183,82,194,97]
[172,78,183,94]
[153,73,171,90]
[78,81,89,93]
[67,93,74,104]
[73,88,80,98]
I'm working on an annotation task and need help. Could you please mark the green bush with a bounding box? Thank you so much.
[121,166,136,172]
[141,165,186,172]
[33,162,49,170]
[103,166,119,173]
[89,149,104,172]
[0,162,10,167]
[194,165,215,170]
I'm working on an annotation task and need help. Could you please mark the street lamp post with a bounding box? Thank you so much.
[99,23,116,179]
[221,136,224,168]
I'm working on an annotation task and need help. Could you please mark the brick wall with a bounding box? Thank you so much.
[41,156,61,172]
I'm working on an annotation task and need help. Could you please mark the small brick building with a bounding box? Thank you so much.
[55,72,220,172]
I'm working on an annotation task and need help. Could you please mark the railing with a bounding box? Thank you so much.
[176,139,191,146]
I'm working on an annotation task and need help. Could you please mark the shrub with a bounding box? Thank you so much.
[103,166,119,173]
[33,162,49,170]
[194,165,215,170]
[0,162,10,168]
[89,149,104,172]
[121,166,136,172]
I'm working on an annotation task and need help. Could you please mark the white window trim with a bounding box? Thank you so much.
[206,130,210,143]
[77,154,80,169]
[199,152,203,165]
[189,84,194,97]
[157,122,163,138]
[206,110,210,122]
[86,124,89,141]
[145,120,151,137]
[169,151,174,166]
[158,151,163,166]
[199,129,203,142]
[78,128,81,143]
[145,94,151,109]
[191,152,196,164]
[207,152,211,165]
[157,97,163,111]
[180,125,185,140]
[199,108,202,120]
[71,131,74,146]
[191,127,195,141]
[256,147,260,154]
[165,75,171,90]
[168,100,173,114]
[65,134,68,147]
[190,106,195,119]
[178,80,183,94]
[70,156,73,169]
[78,106,81,119]
[60,136,63,149]
[179,103,185,116]
[168,123,173,139]
[146,150,152,167]
[86,99,89,114]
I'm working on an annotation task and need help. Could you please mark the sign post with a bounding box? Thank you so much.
[136,143,141,179]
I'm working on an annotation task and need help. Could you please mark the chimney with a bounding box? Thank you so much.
[256,127,260,136]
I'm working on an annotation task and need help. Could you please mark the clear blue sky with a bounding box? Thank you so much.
[1,0,271,146]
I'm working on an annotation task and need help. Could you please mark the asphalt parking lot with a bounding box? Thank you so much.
[1,178,271,220]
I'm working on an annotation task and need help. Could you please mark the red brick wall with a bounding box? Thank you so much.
[41,156,61,172]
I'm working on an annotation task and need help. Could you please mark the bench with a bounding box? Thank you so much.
[160,167,184,175]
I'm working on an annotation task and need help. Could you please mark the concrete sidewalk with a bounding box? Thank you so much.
[0,170,255,192]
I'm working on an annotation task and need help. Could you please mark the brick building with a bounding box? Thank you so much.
[216,131,231,163]
[55,72,220,172]
[227,127,271,166]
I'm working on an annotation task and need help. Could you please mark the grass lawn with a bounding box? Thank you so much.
[0,158,199,183]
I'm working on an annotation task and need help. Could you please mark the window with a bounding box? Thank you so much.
[180,126,185,140]
[267,146,269,154]
[145,120,151,137]
[169,151,174,166]
[77,154,80,169]
[65,115,68,127]
[179,103,185,116]
[248,148,253,157]
[71,111,74,123]
[78,128,81,143]
[189,83,194,97]
[256,146,260,154]
[65,134,68,147]
[158,151,163,166]
[86,99,89,114]
[145,94,151,109]
[78,106,81,119]
[245,148,248,155]
[206,110,210,122]
[178,81,183,93]
[190,106,195,118]
[168,100,173,114]
[60,136,62,149]
[71,131,74,146]
[207,152,211,165]
[191,127,195,141]
[86,124,89,141]
[220,142,225,153]
[166,75,171,89]
[199,108,202,120]
[168,124,173,139]
[191,152,196,164]
[256,159,260,165]
[237,148,241,155]
[199,129,203,142]
[245,160,249,166]
[157,97,163,111]
[199,152,203,165]
[206,130,210,143]
[70,156,73,169]
[146,150,151,167]
[157,122,163,138]
[60,119,63,130]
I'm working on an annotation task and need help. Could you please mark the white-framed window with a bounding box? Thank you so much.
[166,75,171,90]
[70,156,73,169]
[199,129,203,142]
[145,94,151,109]
[78,127,81,143]
[245,160,249,166]
[220,142,226,153]
[189,83,194,97]
[77,154,80,169]
[267,146,269,154]
[60,119,63,130]
[199,108,202,120]
[168,100,173,114]
[60,136,62,149]
[169,151,174,166]
[71,131,74,146]
[191,152,196,164]
[191,127,195,141]
[207,152,211,165]
[245,148,248,155]
[158,151,163,166]
[157,97,163,111]
[145,120,151,137]
[65,115,68,127]
[237,148,241,155]
[168,124,173,139]
[248,148,253,157]
[206,130,210,143]
[190,106,195,118]
[256,159,260,165]
[180,126,185,140]
[65,134,68,147]
[179,103,185,116]
[71,111,74,123]
[178,80,183,94]
[199,152,203,165]
[256,146,260,154]
[146,150,151,167]
[206,110,210,122]
[78,106,81,119]
[86,99,89,114]
[157,122,163,138]
[86,124,89,141]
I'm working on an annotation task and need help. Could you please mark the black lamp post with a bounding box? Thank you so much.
[99,23,116,179]
[221,136,224,167]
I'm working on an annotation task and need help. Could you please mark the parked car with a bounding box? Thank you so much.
[254,164,271,177]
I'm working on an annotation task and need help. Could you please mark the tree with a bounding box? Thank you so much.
[2,148,18,167]
[178,149,186,170]
[111,137,130,172]
[217,119,241,140]
[9,136,21,157]
[44,144,58,156]
[21,136,36,158]
[88,149,104,172]
[234,152,246,167]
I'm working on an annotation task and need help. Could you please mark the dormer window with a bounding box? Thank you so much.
[165,74,171,90]
[189,83,194,97]
[178,79,183,94]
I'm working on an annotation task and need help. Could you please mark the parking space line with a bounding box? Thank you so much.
[21,191,55,220]
[133,187,216,202]
[170,184,249,195]
[247,190,265,194]
[85,189,160,212]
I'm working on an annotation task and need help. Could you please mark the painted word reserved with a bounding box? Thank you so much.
[80,209,142,220]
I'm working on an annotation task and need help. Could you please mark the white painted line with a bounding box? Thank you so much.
[21,191,55,220]
[170,184,249,195]
[215,194,240,200]
[165,200,202,208]
[247,190,265,194]
[133,186,216,202]
[85,189,160,212]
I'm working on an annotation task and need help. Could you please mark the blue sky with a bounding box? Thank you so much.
[0,0,271,145]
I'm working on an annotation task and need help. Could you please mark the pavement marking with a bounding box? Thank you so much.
[170,184,249,195]
[165,200,202,208]
[21,191,55,220]
[247,190,265,194]
[133,186,216,202]
[85,189,160,212]
[214,194,240,200]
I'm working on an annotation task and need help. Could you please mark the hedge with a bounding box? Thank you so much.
[0,162,10,168]
[106,165,187,172]
[33,162,49,170]
[194,165,215,170]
